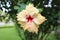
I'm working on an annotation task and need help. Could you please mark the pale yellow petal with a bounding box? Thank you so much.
[21,22,29,30]
[17,10,28,18]
[20,22,27,28]
[26,4,34,9]
[26,4,39,14]
[18,21,26,25]
[27,22,39,34]
[33,13,47,25]
[17,10,29,22]
[17,18,26,23]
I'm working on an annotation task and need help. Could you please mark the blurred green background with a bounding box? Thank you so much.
[0,26,20,40]
[0,25,59,40]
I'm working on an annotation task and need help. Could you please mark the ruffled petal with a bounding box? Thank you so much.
[28,22,39,34]
[33,14,47,25]
[26,4,39,14]
[18,19,26,25]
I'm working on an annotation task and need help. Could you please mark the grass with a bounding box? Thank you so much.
[0,26,20,40]
[0,26,58,40]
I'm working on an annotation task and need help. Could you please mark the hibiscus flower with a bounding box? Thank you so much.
[17,4,47,34]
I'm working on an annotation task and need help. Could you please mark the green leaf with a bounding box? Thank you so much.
[14,6,20,10]
[39,8,43,13]
[17,3,26,12]
[38,32,43,40]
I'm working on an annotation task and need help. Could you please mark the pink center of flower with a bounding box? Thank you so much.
[26,15,34,22]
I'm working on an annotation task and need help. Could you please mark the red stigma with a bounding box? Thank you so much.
[26,15,34,22]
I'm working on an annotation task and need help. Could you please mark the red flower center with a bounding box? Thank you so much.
[26,15,34,22]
